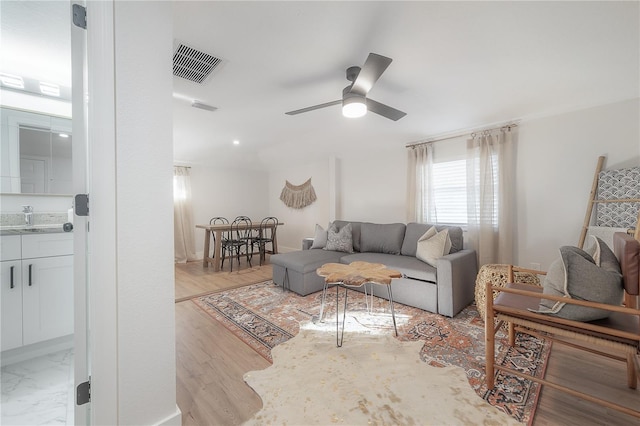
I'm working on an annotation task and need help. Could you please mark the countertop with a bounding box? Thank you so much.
[0,225,72,236]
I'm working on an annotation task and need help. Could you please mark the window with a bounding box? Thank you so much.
[429,159,468,225]
[423,156,499,227]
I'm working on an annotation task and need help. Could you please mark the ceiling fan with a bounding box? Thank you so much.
[285,53,407,121]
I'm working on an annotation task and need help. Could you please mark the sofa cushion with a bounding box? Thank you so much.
[416,227,452,267]
[533,241,623,321]
[401,222,463,256]
[359,222,406,254]
[332,220,362,252]
[341,253,437,282]
[325,222,354,253]
[310,224,328,249]
[270,249,345,273]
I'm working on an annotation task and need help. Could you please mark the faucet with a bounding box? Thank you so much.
[22,205,33,226]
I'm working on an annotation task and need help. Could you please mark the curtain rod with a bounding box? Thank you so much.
[174,165,191,168]
[405,123,518,148]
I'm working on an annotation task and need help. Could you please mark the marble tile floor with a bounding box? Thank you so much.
[1,348,74,425]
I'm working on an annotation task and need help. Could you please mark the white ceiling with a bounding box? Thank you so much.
[3,1,639,171]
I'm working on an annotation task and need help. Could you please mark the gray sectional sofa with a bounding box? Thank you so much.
[270,220,478,317]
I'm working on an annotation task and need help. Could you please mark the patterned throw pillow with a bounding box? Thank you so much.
[415,226,452,267]
[310,224,328,249]
[324,223,354,253]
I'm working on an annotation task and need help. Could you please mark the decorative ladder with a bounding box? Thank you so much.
[578,156,640,248]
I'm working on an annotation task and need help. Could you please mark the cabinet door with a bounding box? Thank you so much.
[1,260,23,351]
[22,255,74,345]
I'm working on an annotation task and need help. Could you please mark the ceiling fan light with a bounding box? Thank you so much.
[342,97,367,118]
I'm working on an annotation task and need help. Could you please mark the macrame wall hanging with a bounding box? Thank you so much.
[280,178,317,209]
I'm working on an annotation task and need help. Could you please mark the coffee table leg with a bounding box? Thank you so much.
[336,284,348,347]
[317,281,329,323]
[387,284,398,337]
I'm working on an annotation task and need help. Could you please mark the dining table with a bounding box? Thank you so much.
[196,221,284,271]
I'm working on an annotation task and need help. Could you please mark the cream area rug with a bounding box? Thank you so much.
[243,326,520,425]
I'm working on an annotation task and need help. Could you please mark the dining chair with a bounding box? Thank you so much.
[209,217,229,261]
[224,216,253,272]
[251,217,279,266]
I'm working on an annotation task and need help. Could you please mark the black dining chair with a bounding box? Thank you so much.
[223,216,252,272]
[251,217,279,266]
[209,217,229,261]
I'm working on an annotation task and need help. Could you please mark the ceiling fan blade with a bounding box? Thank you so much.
[349,53,392,96]
[285,100,341,115]
[366,98,407,121]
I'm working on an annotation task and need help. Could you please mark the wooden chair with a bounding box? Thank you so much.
[485,232,640,419]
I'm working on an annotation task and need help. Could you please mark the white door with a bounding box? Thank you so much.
[71,0,91,423]
[19,158,46,193]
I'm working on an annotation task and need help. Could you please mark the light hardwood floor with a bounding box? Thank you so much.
[175,260,640,425]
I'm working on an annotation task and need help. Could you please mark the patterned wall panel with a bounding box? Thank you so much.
[596,166,639,228]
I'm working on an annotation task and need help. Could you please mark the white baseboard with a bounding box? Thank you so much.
[1,334,74,366]
[154,405,182,426]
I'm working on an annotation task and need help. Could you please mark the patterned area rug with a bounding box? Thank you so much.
[192,280,551,424]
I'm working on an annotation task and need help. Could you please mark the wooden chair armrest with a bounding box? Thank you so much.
[489,283,640,317]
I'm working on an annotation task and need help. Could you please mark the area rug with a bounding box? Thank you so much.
[244,328,520,425]
[192,280,551,424]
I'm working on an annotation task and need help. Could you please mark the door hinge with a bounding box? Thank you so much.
[77,379,91,405]
[73,4,87,29]
[75,194,89,217]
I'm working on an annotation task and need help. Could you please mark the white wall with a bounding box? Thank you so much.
[88,1,179,425]
[113,2,178,424]
[337,147,407,222]
[515,98,640,269]
[189,164,270,258]
[267,98,639,270]
[268,159,331,251]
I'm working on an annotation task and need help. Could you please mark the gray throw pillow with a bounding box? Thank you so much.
[359,223,406,254]
[533,240,623,321]
[324,222,354,253]
[310,224,328,249]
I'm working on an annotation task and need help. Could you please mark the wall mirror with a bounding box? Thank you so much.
[1,107,72,195]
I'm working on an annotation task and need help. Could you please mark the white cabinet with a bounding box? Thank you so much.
[0,232,73,352]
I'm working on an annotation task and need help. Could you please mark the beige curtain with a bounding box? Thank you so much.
[174,166,197,263]
[466,129,515,266]
[406,143,434,223]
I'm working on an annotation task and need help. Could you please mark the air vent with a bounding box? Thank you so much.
[173,43,222,84]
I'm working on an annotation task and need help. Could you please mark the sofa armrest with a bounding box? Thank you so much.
[302,238,314,250]
[436,249,478,317]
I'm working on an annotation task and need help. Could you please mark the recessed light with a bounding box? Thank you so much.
[0,73,24,89]
[233,140,240,145]
[40,82,60,97]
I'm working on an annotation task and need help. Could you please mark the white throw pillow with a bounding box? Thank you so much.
[415,226,452,267]
[310,224,328,249]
